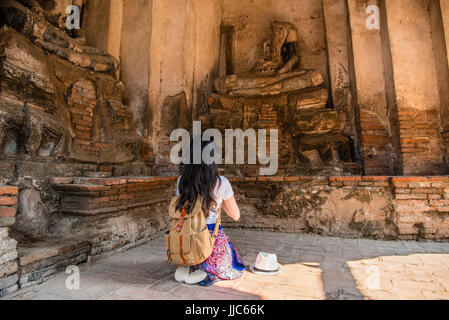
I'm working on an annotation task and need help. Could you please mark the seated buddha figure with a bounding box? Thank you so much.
[210,22,360,173]
[214,22,324,97]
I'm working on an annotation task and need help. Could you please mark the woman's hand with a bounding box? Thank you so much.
[222,196,240,221]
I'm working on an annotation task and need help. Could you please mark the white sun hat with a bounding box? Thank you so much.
[249,252,281,276]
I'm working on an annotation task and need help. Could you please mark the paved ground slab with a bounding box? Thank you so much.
[3,229,449,300]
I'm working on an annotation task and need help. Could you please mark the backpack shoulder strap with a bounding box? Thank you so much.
[212,204,222,239]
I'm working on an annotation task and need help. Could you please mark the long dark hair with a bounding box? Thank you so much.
[176,140,221,216]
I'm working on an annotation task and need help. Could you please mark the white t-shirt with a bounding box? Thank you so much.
[176,176,234,224]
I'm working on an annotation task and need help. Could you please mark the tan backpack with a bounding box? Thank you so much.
[165,195,222,266]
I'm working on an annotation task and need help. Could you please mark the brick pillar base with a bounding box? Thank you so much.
[0,186,18,297]
[397,108,447,175]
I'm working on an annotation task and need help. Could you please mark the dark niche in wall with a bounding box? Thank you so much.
[219,25,235,77]
[1,120,23,155]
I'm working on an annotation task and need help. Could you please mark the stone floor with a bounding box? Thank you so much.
[3,229,449,300]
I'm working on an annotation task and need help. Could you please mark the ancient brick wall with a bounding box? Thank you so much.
[396,109,446,175]
[0,178,176,292]
[359,110,396,175]
[391,176,449,238]
[0,26,145,179]
[224,176,449,241]
[67,80,98,153]
[52,176,177,216]
[50,176,177,256]
[207,87,361,175]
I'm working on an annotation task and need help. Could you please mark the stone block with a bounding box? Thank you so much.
[0,217,15,228]
[429,200,449,207]
[411,188,442,194]
[0,197,17,205]
[392,177,429,183]
[362,176,390,182]
[0,207,16,217]
[0,260,18,278]
[0,273,18,290]
[392,182,409,188]
[0,284,18,297]
[19,240,89,268]
[408,182,431,188]
[431,182,449,188]
[0,228,8,239]
[395,188,411,194]
[0,187,18,195]
[0,238,17,256]
[395,194,427,200]
[330,176,362,182]
[20,252,87,286]
[0,252,17,266]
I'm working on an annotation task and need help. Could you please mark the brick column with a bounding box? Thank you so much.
[347,0,397,175]
[323,0,362,164]
[0,186,18,297]
[431,0,449,161]
[384,0,447,175]
[107,0,123,78]
[440,0,449,68]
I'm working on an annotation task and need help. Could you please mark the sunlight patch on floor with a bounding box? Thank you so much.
[214,262,325,300]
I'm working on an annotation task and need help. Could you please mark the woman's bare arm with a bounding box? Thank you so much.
[222,196,240,221]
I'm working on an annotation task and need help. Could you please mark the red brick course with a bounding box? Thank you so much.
[0,207,16,217]
[50,175,449,239]
[52,176,178,215]
[232,175,449,239]
[396,108,446,175]
[359,109,396,175]
[359,106,448,176]
[0,187,18,195]
[0,186,17,221]
[0,197,17,205]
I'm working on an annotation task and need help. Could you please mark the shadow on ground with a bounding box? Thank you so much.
[3,229,449,300]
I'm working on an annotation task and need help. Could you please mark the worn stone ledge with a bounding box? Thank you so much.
[19,251,88,288]
[59,199,169,216]
[230,175,449,184]
[51,176,177,216]
[227,175,449,241]
[18,239,90,267]
[51,176,177,187]
[0,274,18,293]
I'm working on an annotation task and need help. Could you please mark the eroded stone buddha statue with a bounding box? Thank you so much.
[214,22,323,97]
[0,0,118,73]
[209,22,360,175]
[0,0,143,166]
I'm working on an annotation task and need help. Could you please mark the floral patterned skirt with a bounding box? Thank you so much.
[192,224,245,286]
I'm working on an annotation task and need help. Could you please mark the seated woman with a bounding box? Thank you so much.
[174,141,245,286]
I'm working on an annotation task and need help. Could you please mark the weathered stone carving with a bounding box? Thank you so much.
[0,0,118,73]
[254,22,300,75]
[0,2,143,176]
[210,22,359,174]
[214,22,322,97]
